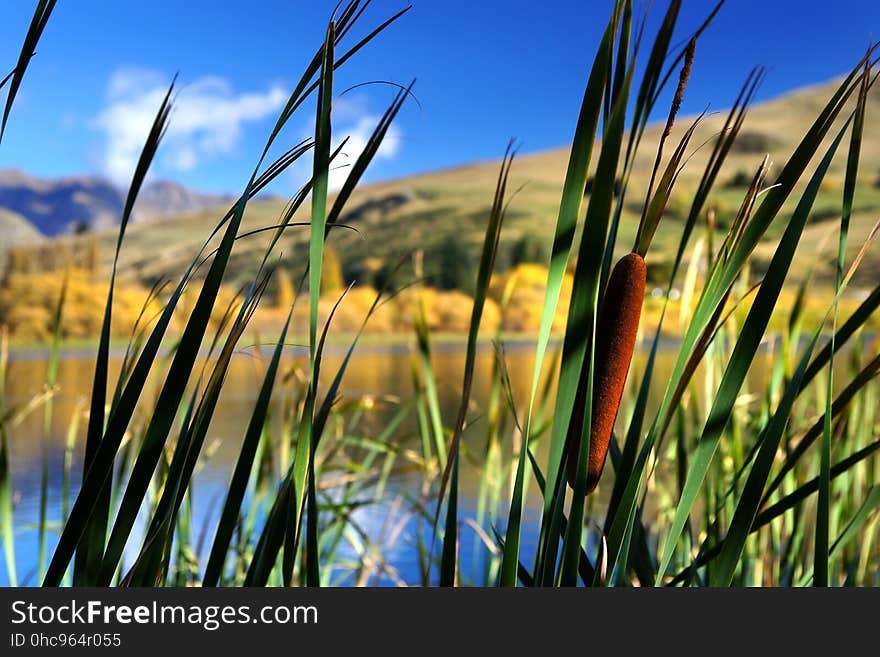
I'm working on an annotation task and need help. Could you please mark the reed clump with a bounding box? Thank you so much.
[0,0,878,589]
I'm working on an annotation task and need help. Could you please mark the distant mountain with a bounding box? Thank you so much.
[0,170,232,236]
[133,180,235,223]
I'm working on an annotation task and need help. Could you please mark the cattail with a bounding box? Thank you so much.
[662,36,696,141]
[566,252,646,493]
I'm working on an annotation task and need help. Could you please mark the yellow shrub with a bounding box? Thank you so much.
[0,269,155,342]
[489,263,573,332]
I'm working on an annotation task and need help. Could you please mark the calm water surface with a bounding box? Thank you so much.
[2,338,784,586]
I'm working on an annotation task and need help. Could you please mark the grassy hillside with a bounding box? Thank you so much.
[0,208,43,272]
[89,75,880,293]
[0,208,42,244]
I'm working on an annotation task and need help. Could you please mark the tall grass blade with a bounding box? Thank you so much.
[654,116,852,585]
[709,330,820,585]
[123,283,268,586]
[764,352,880,504]
[434,144,515,578]
[37,272,67,582]
[247,278,393,585]
[815,62,869,587]
[203,310,293,586]
[439,451,459,586]
[828,486,880,563]
[802,284,880,388]
[0,0,57,143]
[560,54,635,587]
[70,81,175,585]
[0,329,15,586]
[504,2,619,588]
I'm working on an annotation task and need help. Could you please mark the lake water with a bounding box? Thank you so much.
[1,338,783,586]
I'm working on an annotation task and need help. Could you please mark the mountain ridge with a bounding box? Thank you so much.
[0,169,235,237]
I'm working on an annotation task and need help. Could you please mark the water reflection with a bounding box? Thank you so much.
[0,337,797,585]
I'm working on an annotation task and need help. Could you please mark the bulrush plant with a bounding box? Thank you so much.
[0,0,878,588]
[489,0,880,588]
[564,251,646,493]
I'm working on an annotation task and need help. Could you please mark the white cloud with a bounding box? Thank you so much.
[93,68,287,185]
[284,95,401,195]
[106,68,166,100]
[327,111,402,192]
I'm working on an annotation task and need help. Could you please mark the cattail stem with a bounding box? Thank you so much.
[635,36,697,252]
[566,252,646,492]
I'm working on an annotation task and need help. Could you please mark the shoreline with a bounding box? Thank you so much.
[5,330,876,362]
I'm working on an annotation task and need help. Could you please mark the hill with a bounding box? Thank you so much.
[0,208,43,273]
[13,76,880,293]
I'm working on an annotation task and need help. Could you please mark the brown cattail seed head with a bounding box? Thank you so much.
[662,36,696,141]
[566,252,646,493]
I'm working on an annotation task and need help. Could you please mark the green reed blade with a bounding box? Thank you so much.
[433,145,515,578]
[508,1,621,586]
[802,284,880,389]
[560,51,635,587]
[828,486,880,562]
[0,330,15,586]
[816,62,869,587]
[122,382,202,586]
[439,450,459,586]
[326,81,413,230]
[65,81,175,586]
[669,434,880,585]
[249,279,391,585]
[37,273,66,582]
[310,20,334,366]
[511,2,620,588]
[203,310,293,586]
[710,330,821,586]
[604,62,872,582]
[0,0,57,143]
[124,282,267,586]
[754,439,880,530]
[654,116,851,585]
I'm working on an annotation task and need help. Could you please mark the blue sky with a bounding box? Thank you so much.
[0,0,878,194]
